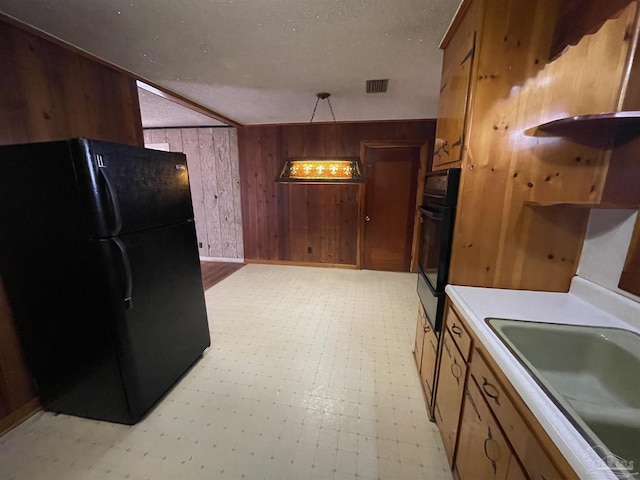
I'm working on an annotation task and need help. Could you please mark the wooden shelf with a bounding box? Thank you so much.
[524,200,639,209]
[530,111,640,147]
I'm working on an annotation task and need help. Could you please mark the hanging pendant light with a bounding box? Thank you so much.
[275,92,366,184]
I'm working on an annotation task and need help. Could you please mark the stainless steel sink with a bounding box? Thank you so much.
[487,319,640,478]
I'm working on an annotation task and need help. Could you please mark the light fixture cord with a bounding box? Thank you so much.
[310,96,321,122]
[309,96,337,123]
[326,97,336,122]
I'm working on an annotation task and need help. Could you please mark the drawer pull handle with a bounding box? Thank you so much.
[483,426,500,474]
[424,324,431,333]
[451,324,462,337]
[451,359,463,385]
[482,377,500,406]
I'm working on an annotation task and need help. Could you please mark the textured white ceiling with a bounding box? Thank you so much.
[0,0,461,126]
[138,85,227,128]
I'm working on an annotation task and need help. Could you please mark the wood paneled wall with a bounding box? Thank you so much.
[447,0,640,292]
[0,19,143,433]
[143,128,244,260]
[237,121,436,265]
[0,21,143,147]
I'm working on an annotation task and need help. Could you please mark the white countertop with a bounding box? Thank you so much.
[445,277,640,480]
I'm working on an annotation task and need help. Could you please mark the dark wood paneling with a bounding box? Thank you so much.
[0,19,144,433]
[237,121,436,266]
[0,278,33,421]
[0,20,143,147]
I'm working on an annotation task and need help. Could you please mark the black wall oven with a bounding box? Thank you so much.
[416,168,460,335]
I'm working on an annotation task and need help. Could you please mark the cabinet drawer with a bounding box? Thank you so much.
[446,306,472,360]
[471,351,563,480]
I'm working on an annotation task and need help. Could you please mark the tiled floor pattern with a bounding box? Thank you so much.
[0,264,452,480]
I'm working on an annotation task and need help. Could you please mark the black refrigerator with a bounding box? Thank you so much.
[0,138,210,424]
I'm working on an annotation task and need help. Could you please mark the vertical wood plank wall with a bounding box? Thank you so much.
[143,128,244,260]
[237,121,436,265]
[446,0,640,292]
[0,19,144,433]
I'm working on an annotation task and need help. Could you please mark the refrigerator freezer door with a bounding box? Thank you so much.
[102,220,210,421]
[71,139,195,237]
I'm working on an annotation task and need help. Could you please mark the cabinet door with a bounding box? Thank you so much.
[506,457,528,480]
[433,29,475,168]
[456,379,513,480]
[471,351,564,480]
[420,318,438,403]
[414,307,426,370]
[434,330,467,465]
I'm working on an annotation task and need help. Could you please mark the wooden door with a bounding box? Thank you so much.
[362,146,420,271]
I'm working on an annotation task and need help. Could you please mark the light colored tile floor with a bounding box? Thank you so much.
[0,264,452,480]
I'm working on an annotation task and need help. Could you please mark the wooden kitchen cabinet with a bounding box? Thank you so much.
[414,302,439,418]
[428,296,578,480]
[440,0,640,293]
[414,304,427,371]
[434,305,472,466]
[432,0,481,170]
[455,378,525,480]
[419,316,438,405]
[471,349,564,480]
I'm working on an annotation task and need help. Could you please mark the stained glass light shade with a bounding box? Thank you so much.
[275,158,365,183]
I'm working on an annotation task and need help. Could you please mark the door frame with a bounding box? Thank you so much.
[357,139,430,272]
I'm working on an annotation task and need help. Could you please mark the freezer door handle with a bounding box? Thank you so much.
[111,237,133,309]
[99,167,123,236]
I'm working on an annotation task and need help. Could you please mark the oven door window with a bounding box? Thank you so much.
[418,206,444,289]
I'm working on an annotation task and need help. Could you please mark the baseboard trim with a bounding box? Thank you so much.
[244,259,358,269]
[0,398,41,436]
[199,256,245,263]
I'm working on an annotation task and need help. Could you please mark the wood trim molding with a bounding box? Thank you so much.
[244,259,357,269]
[241,119,437,128]
[0,399,40,436]
[136,82,242,128]
[439,0,476,49]
[0,13,242,128]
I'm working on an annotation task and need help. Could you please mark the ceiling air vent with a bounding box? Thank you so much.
[366,79,389,93]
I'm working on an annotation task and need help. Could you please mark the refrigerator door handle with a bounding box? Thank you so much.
[111,238,133,310]
[99,168,123,236]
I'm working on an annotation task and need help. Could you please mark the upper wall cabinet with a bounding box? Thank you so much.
[432,2,481,170]
[441,0,640,292]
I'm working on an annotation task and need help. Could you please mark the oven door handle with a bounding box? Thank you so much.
[418,206,444,220]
